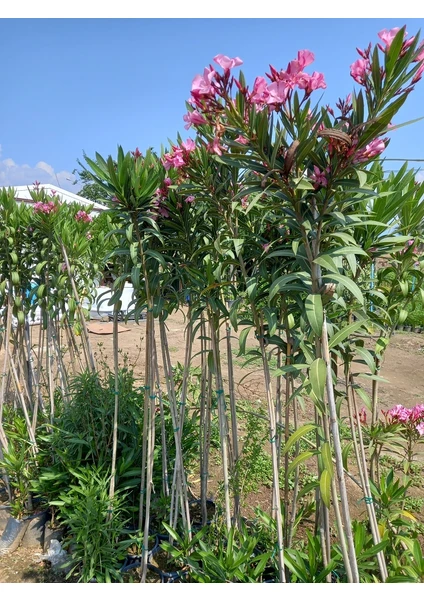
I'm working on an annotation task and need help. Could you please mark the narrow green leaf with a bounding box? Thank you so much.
[305,294,323,336]
[328,320,366,349]
[320,469,332,508]
[309,358,327,401]
[282,424,317,456]
[287,451,315,477]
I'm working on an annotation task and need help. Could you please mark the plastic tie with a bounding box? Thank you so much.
[364,496,373,505]
[216,389,224,395]
[147,308,153,313]
[144,385,150,390]
[177,401,186,406]
[173,427,180,432]
[149,395,156,399]
[269,435,277,444]
[114,391,119,395]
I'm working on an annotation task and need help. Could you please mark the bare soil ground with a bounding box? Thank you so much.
[1,313,424,582]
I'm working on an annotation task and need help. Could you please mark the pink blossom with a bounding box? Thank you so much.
[297,71,326,94]
[235,135,249,145]
[191,67,216,99]
[354,138,385,163]
[411,404,424,421]
[183,110,207,130]
[33,180,40,189]
[157,206,169,218]
[287,50,315,75]
[412,62,424,84]
[131,147,143,159]
[181,138,196,152]
[162,148,186,171]
[75,210,93,223]
[388,404,412,423]
[61,262,67,272]
[414,42,424,62]
[266,81,289,107]
[262,243,270,253]
[185,195,195,203]
[208,137,224,156]
[378,28,402,49]
[164,177,173,186]
[416,422,424,436]
[350,58,371,84]
[311,166,328,188]
[33,201,56,215]
[241,196,249,209]
[250,76,270,105]
[86,232,92,240]
[213,54,243,71]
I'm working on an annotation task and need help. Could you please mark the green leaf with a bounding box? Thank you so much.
[238,326,252,356]
[232,238,244,256]
[321,442,333,477]
[305,294,323,336]
[354,387,372,411]
[287,451,315,477]
[309,358,327,401]
[323,273,364,304]
[320,469,331,508]
[328,320,366,349]
[282,424,317,456]
[314,255,339,274]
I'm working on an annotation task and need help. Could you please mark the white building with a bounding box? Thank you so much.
[12,183,106,215]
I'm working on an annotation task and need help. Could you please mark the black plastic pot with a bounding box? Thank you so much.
[21,510,49,548]
[0,505,12,533]
[404,326,412,332]
[0,517,29,555]
[189,499,216,529]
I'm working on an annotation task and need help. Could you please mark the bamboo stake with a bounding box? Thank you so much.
[108,305,120,505]
[225,322,240,526]
[321,313,359,582]
[60,243,96,372]
[208,309,232,532]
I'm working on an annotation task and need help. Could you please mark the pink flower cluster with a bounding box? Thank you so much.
[162,138,196,171]
[354,138,386,163]
[251,50,326,111]
[385,403,424,436]
[75,210,93,223]
[33,201,56,215]
[351,28,424,86]
[311,165,330,188]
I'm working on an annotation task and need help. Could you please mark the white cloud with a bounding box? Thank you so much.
[0,151,77,192]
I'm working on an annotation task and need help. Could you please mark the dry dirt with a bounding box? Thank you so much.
[1,313,424,582]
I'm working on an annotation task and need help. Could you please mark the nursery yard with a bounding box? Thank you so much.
[1,315,424,583]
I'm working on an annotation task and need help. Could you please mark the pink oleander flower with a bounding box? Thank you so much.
[416,422,424,436]
[411,404,424,421]
[33,201,56,215]
[241,196,249,209]
[287,50,315,75]
[311,166,328,188]
[181,138,196,153]
[297,71,327,94]
[185,195,195,203]
[412,62,424,84]
[86,232,92,240]
[266,81,289,107]
[414,42,424,62]
[250,76,269,105]
[354,138,385,162]
[33,180,40,188]
[183,110,208,130]
[356,407,367,425]
[61,262,67,272]
[388,404,412,423]
[350,58,371,84]
[131,147,143,159]
[75,210,93,223]
[262,243,270,253]
[378,27,403,49]
[191,67,216,99]
[164,177,172,186]
[235,135,249,145]
[208,137,224,156]
[213,54,243,71]
[162,148,186,171]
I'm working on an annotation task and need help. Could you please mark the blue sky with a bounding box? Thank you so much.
[1,18,424,191]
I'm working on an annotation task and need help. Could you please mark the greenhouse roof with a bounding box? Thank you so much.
[12,184,107,213]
